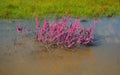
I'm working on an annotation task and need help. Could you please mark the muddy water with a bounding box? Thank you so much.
[0,17,120,75]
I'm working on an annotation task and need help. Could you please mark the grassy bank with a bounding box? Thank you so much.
[0,0,120,19]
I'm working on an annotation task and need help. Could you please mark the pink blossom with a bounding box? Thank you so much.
[17,25,22,33]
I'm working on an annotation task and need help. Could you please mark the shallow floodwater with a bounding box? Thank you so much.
[0,17,120,75]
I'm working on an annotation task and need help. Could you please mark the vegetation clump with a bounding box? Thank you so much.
[17,17,98,48]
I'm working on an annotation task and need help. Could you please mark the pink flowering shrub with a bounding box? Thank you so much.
[17,17,98,48]
[17,25,23,33]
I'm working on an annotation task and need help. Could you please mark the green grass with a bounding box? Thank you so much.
[0,0,120,19]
